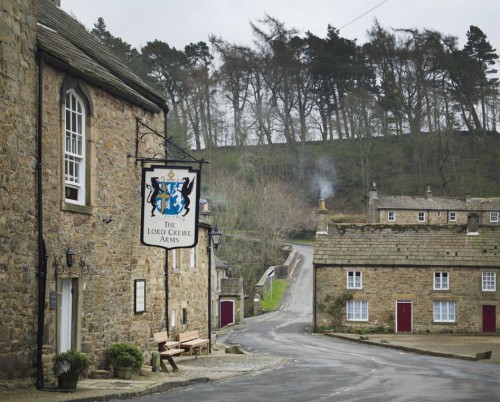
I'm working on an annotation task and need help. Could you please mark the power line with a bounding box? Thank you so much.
[339,0,389,31]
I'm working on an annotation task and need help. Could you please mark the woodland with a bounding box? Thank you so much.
[87,15,499,297]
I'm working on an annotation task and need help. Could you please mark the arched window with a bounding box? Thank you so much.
[64,89,86,204]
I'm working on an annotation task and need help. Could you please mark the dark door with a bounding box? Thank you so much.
[483,305,496,333]
[397,302,412,333]
[220,300,234,328]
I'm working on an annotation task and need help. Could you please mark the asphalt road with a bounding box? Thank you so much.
[134,244,500,402]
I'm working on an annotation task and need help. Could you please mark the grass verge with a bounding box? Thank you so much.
[260,279,288,311]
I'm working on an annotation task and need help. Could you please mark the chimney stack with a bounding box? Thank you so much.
[316,199,328,234]
[426,185,433,199]
[368,182,378,200]
[467,213,480,235]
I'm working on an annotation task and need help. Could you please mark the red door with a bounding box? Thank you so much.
[397,302,412,333]
[483,305,496,333]
[220,300,234,328]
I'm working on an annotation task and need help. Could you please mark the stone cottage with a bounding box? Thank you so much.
[1,0,213,384]
[367,183,500,226]
[313,209,500,334]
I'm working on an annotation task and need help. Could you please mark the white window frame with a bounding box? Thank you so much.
[346,300,368,321]
[433,301,455,322]
[482,272,496,292]
[434,272,449,290]
[449,211,457,222]
[64,89,86,205]
[388,211,396,222]
[347,271,362,289]
[172,249,180,273]
[189,247,196,268]
[436,211,442,217]
[170,309,176,328]
[418,211,426,222]
[490,212,499,223]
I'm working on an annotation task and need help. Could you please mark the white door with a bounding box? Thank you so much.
[59,279,73,352]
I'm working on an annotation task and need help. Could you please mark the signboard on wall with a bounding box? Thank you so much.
[141,165,200,249]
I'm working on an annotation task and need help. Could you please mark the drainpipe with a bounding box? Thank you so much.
[36,54,47,390]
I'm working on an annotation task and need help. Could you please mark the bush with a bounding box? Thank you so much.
[54,349,90,376]
[108,343,144,370]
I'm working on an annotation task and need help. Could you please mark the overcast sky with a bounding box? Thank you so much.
[61,0,499,52]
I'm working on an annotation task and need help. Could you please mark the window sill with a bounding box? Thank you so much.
[62,202,93,215]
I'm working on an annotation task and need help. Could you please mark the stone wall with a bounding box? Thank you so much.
[0,0,39,380]
[377,209,473,225]
[315,266,500,333]
[1,13,211,380]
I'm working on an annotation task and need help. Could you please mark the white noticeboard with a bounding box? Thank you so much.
[141,165,200,250]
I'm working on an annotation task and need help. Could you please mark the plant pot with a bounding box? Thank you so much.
[114,366,133,379]
[140,364,152,376]
[58,373,79,389]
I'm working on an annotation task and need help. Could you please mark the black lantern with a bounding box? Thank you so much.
[210,225,222,250]
[66,247,75,268]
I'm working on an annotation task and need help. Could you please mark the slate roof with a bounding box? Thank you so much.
[37,0,166,112]
[313,224,500,268]
[220,278,243,296]
[375,196,500,211]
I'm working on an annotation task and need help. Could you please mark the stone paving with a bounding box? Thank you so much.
[1,335,499,401]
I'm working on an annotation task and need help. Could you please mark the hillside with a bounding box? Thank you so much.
[196,131,499,214]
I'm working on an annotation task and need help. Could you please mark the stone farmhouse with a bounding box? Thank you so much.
[313,206,500,334]
[1,0,217,384]
[367,183,500,226]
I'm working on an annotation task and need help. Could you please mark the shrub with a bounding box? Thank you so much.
[108,343,144,370]
[53,349,90,376]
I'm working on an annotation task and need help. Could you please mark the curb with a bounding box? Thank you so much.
[324,333,478,361]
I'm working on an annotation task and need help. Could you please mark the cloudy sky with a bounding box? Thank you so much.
[61,0,499,51]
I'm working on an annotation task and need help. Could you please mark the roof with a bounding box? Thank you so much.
[374,196,500,211]
[37,0,166,113]
[220,278,243,296]
[313,224,500,268]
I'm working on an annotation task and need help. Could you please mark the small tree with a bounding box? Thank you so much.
[319,292,353,326]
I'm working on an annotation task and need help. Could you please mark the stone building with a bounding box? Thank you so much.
[313,217,500,334]
[367,183,500,226]
[1,0,212,384]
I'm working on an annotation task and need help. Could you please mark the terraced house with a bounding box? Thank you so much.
[313,207,500,334]
[367,183,500,226]
[1,0,214,385]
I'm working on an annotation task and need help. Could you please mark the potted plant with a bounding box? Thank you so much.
[54,349,91,389]
[108,343,144,379]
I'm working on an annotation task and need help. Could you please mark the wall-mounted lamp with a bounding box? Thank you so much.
[66,247,75,267]
[210,225,222,250]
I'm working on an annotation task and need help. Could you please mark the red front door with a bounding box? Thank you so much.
[220,300,234,328]
[483,305,496,333]
[397,302,412,333]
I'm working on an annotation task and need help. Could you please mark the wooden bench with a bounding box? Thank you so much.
[178,330,210,356]
[153,331,183,372]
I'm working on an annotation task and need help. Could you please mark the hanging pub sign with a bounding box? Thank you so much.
[141,165,200,249]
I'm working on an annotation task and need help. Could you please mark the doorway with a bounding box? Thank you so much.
[482,305,496,333]
[59,278,78,352]
[396,301,412,333]
[220,300,235,328]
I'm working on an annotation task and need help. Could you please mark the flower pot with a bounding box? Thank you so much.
[140,364,152,376]
[114,366,133,379]
[58,373,79,389]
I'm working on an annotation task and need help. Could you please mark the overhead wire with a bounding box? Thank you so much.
[339,0,389,31]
